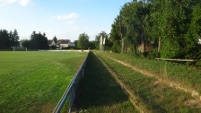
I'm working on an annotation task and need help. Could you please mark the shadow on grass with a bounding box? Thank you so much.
[77,52,130,109]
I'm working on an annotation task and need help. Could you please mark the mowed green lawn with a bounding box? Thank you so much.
[0,51,88,113]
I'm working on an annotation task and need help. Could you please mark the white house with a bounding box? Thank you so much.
[48,40,57,47]
[48,39,72,49]
[57,39,71,49]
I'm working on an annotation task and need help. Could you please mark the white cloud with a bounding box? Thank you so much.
[0,0,31,6]
[7,0,17,3]
[54,13,79,25]
[55,13,79,20]
[19,0,30,6]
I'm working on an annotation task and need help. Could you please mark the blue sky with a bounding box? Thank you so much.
[0,0,132,41]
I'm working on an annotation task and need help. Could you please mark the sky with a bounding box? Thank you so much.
[0,0,132,41]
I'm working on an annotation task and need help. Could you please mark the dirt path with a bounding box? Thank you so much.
[102,54,201,102]
[94,53,151,113]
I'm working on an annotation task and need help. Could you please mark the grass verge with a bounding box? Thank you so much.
[96,51,201,113]
[97,51,201,94]
[77,52,138,113]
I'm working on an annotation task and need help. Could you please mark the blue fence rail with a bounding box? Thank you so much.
[53,53,89,113]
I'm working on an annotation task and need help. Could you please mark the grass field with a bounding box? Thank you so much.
[0,51,88,113]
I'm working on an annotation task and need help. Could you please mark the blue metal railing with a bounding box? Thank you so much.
[53,53,89,113]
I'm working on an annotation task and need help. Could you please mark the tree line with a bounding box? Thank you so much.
[21,31,49,49]
[0,29,19,49]
[0,29,49,50]
[109,0,201,59]
[0,29,98,50]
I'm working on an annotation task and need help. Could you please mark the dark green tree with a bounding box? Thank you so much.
[110,1,151,55]
[21,39,30,48]
[109,17,122,53]
[88,41,96,49]
[13,29,19,47]
[0,29,10,49]
[30,31,48,49]
[150,0,201,59]
[53,36,57,43]
[77,33,89,49]
[0,29,20,49]
[74,40,78,48]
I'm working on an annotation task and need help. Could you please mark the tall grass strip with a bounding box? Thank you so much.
[100,52,201,102]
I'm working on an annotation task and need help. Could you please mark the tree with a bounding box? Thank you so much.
[183,0,201,59]
[74,40,78,48]
[0,29,10,49]
[0,29,20,49]
[77,33,89,49]
[21,39,30,48]
[53,36,57,43]
[12,29,19,47]
[151,0,201,59]
[109,0,201,59]
[88,41,96,49]
[30,31,48,49]
[110,1,151,55]
[109,17,121,53]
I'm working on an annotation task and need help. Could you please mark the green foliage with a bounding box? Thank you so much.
[156,0,200,58]
[30,31,48,49]
[110,0,201,59]
[21,39,30,48]
[53,36,57,43]
[77,33,89,49]
[88,41,96,49]
[0,29,19,49]
[109,18,121,53]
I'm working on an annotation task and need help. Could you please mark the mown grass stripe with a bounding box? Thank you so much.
[0,51,87,113]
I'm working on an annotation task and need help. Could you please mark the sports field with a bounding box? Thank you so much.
[0,51,88,113]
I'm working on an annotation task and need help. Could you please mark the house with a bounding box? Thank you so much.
[48,39,75,49]
[48,40,57,47]
[57,39,71,49]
